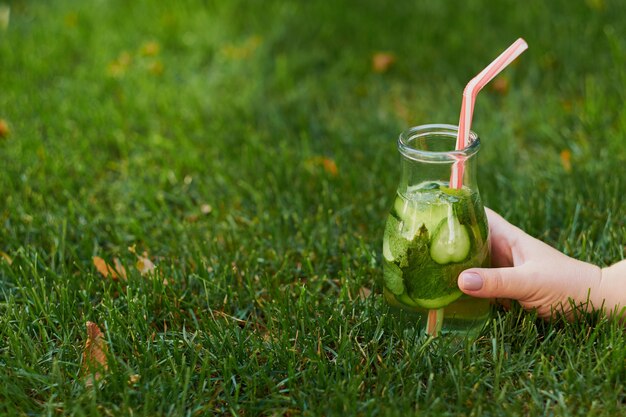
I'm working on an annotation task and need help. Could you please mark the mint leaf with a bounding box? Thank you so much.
[383,260,404,295]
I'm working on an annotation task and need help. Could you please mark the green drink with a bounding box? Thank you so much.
[383,124,491,335]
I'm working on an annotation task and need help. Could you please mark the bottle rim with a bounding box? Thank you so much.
[398,124,480,162]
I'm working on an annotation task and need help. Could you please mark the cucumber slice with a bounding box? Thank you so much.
[412,290,462,309]
[396,292,419,307]
[384,288,420,309]
[394,196,449,239]
[383,261,404,295]
[430,216,471,264]
[382,238,394,262]
[396,292,419,309]
[440,185,469,198]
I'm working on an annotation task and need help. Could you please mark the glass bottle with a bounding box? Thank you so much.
[382,124,491,335]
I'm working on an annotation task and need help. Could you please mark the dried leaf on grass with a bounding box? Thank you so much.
[128,374,141,385]
[136,253,156,276]
[490,76,510,95]
[305,156,339,177]
[0,119,10,138]
[139,40,160,57]
[372,52,396,73]
[358,287,372,300]
[221,35,262,60]
[106,51,132,78]
[82,321,108,387]
[133,249,168,283]
[0,251,12,265]
[321,158,338,176]
[560,149,572,173]
[93,256,127,280]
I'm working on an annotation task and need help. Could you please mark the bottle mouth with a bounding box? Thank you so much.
[398,124,480,163]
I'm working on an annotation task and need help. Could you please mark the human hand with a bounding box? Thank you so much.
[457,208,606,319]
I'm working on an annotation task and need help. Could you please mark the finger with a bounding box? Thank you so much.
[484,207,521,241]
[485,207,564,263]
[457,266,535,301]
[484,208,530,247]
[484,208,519,267]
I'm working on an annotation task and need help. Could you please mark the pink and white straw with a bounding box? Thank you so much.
[449,38,528,189]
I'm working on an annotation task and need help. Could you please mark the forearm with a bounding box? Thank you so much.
[598,260,626,319]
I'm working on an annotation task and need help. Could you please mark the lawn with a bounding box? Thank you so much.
[1,0,625,415]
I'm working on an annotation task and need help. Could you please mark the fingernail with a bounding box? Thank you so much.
[461,272,483,291]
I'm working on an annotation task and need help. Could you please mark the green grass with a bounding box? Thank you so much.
[1,0,625,415]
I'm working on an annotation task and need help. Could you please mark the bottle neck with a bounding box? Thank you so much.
[397,124,481,194]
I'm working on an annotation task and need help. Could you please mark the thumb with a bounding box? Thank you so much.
[458,266,534,300]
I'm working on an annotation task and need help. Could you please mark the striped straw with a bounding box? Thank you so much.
[449,38,528,189]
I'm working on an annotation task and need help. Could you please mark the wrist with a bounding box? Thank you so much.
[599,262,626,318]
[579,262,604,313]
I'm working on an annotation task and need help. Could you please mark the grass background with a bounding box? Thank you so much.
[1,0,625,415]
